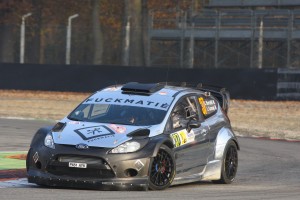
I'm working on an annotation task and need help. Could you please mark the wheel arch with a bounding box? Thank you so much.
[30,126,53,148]
[150,136,174,157]
[214,127,239,161]
[162,140,174,149]
[203,127,239,181]
[232,138,240,150]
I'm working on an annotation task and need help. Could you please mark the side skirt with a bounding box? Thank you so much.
[171,160,221,185]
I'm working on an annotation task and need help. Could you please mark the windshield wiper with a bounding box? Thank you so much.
[100,120,135,126]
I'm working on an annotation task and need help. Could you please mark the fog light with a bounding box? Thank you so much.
[124,168,138,177]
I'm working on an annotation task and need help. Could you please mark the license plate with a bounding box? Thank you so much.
[68,162,87,168]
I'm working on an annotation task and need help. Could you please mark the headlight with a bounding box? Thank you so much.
[111,141,141,153]
[44,134,55,149]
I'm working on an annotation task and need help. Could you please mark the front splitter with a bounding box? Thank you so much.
[28,170,149,191]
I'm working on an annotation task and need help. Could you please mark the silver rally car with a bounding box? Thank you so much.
[26,82,239,190]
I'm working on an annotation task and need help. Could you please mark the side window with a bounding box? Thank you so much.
[69,104,110,121]
[170,96,200,130]
[90,104,109,118]
[197,95,218,119]
[70,104,91,120]
[185,96,199,121]
[82,104,91,118]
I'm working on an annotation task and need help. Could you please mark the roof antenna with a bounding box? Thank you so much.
[165,65,170,86]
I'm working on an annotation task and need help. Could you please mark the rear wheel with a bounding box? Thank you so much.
[213,140,238,184]
[148,145,175,190]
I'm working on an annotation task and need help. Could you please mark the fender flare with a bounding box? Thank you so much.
[30,126,53,148]
[149,135,174,157]
[202,127,239,181]
[214,127,239,161]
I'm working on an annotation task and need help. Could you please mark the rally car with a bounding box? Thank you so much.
[26,82,239,190]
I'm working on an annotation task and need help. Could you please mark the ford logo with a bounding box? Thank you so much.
[75,143,89,150]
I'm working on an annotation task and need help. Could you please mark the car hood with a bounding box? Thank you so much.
[52,120,152,148]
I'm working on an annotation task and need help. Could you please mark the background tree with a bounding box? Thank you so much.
[0,0,32,63]
[0,0,204,65]
[92,0,103,64]
[128,0,143,66]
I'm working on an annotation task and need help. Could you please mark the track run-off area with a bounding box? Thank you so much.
[0,118,300,200]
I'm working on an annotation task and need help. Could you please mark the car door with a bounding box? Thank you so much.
[197,94,222,161]
[166,95,211,177]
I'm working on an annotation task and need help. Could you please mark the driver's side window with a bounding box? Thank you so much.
[166,95,200,132]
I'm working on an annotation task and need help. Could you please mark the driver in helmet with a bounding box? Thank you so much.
[171,104,188,129]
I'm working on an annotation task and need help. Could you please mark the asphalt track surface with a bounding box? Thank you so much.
[0,118,300,200]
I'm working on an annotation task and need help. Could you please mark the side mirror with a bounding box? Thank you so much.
[187,120,201,133]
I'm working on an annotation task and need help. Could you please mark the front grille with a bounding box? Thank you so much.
[58,155,103,165]
[47,155,115,179]
[47,166,115,179]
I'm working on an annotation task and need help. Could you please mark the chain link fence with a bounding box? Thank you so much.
[149,9,300,68]
[0,23,123,65]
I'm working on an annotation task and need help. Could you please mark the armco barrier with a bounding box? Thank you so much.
[0,63,280,100]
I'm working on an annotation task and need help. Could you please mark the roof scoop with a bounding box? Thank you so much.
[121,82,163,95]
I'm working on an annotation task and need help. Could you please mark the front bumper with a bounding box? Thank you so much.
[26,143,155,190]
[27,170,148,190]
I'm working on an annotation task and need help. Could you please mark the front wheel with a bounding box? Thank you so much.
[148,145,175,190]
[213,140,238,184]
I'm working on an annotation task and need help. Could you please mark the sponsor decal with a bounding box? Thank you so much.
[198,97,207,115]
[171,130,195,148]
[74,125,115,141]
[86,135,115,143]
[205,99,217,112]
[159,91,167,95]
[109,124,126,134]
[198,97,217,116]
[84,97,170,111]
[135,160,145,171]
[68,121,80,125]
[33,152,39,163]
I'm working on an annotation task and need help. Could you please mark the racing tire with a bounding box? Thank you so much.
[148,145,175,190]
[213,140,238,184]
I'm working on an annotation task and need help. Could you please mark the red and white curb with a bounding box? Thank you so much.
[237,134,300,143]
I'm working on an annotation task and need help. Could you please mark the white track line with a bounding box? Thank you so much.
[0,178,35,188]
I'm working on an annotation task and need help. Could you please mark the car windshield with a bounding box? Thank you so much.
[68,103,167,126]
